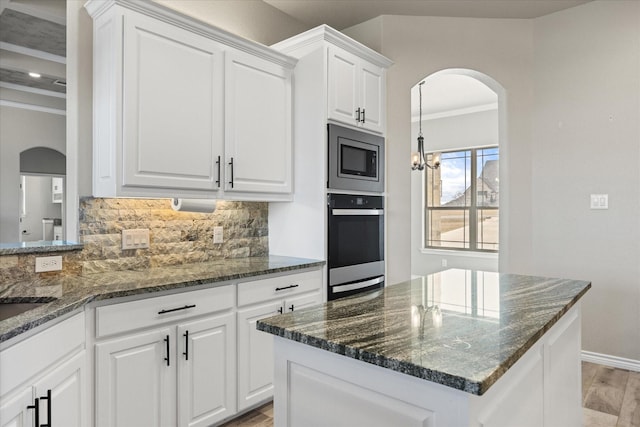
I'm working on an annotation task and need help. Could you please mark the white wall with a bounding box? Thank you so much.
[154,0,310,46]
[345,1,640,361]
[531,1,640,360]
[0,107,66,242]
[346,15,535,284]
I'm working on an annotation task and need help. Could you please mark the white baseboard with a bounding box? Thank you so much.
[582,350,640,372]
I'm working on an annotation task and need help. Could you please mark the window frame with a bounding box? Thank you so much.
[424,146,499,253]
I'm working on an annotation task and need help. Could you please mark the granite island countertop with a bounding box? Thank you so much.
[0,255,324,343]
[257,268,591,396]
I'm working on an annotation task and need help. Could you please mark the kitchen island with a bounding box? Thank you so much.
[257,269,591,427]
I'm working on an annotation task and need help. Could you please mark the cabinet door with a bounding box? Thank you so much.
[177,313,236,427]
[225,51,292,194]
[359,62,385,133]
[327,46,359,126]
[236,301,282,411]
[284,291,323,313]
[96,328,176,427]
[122,11,224,192]
[0,387,33,427]
[33,351,86,427]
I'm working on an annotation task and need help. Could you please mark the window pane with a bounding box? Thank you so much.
[426,209,470,249]
[477,209,499,251]
[428,151,471,207]
[477,148,499,208]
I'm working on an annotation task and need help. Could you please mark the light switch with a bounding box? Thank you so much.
[122,229,150,249]
[590,194,608,210]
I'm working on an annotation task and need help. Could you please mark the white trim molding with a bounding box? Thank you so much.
[0,99,65,115]
[582,350,640,372]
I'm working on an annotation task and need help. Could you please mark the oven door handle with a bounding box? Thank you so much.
[332,276,384,293]
[331,209,383,216]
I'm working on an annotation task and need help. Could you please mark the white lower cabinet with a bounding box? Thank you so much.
[177,314,236,427]
[94,285,236,427]
[236,270,323,412]
[95,327,176,427]
[0,313,86,427]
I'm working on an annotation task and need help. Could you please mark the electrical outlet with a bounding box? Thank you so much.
[122,229,150,249]
[35,255,63,272]
[441,259,448,268]
[213,226,223,244]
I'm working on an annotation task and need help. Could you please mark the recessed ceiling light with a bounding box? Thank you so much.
[28,72,41,78]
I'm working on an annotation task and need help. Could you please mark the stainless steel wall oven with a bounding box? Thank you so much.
[327,193,384,300]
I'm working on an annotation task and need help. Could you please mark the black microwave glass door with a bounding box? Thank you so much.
[340,141,377,178]
[329,212,384,268]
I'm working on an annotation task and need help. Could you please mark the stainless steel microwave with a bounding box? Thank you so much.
[328,124,384,193]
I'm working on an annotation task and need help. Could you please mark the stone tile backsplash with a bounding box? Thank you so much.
[1,198,268,282]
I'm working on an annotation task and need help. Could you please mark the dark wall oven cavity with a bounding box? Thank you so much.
[327,193,384,300]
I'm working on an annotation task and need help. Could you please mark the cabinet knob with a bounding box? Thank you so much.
[289,304,295,312]
[277,306,283,314]
[355,107,361,122]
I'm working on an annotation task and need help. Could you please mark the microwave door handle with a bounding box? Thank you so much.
[333,276,384,293]
[331,209,383,216]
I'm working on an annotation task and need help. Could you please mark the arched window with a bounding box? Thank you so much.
[412,70,504,254]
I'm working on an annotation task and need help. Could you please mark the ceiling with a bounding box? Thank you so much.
[0,0,591,116]
[263,0,592,30]
[0,0,66,114]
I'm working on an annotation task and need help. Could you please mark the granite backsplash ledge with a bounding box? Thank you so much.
[1,198,269,284]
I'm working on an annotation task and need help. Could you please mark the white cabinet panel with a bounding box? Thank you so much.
[34,351,86,427]
[327,47,359,125]
[237,271,322,412]
[96,328,176,427]
[0,387,32,427]
[237,301,280,411]
[0,314,86,427]
[87,1,295,200]
[177,314,236,427]
[327,45,386,134]
[225,51,292,194]
[121,11,224,193]
[360,62,385,133]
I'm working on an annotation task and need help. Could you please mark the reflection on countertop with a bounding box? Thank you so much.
[257,268,591,395]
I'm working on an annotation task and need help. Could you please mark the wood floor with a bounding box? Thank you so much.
[221,362,640,427]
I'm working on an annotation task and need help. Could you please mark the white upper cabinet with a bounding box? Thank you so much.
[224,51,292,195]
[86,0,296,201]
[121,11,224,195]
[327,45,386,133]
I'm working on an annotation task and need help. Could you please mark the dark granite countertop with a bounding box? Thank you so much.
[0,255,324,343]
[257,269,591,396]
[0,241,84,255]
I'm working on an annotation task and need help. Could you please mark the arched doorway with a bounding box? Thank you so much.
[410,69,507,276]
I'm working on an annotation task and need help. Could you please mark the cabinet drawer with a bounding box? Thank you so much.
[0,312,85,397]
[95,285,234,338]
[237,269,322,307]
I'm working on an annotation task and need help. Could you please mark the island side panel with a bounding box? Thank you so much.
[271,304,583,427]
[273,336,471,427]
